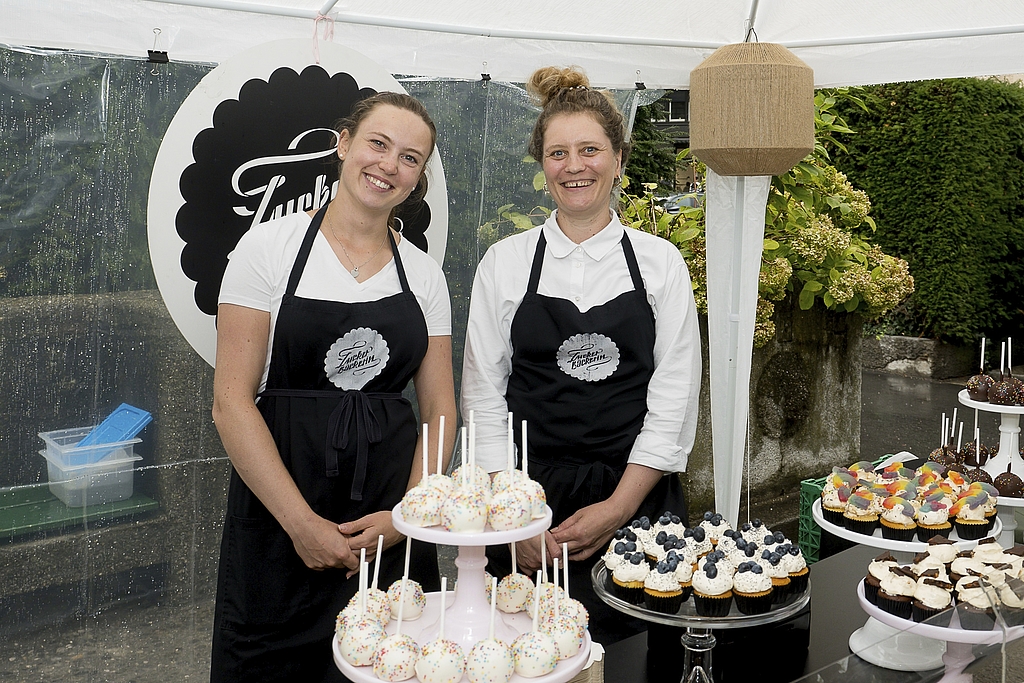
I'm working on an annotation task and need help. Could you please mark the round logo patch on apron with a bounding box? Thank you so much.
[556,332,620,382]
[325,327,390,389]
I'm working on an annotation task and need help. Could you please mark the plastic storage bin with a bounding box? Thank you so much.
[38,426,142,507]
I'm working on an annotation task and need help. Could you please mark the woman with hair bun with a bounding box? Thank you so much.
[462,66,701,643]
[211,92,455,681]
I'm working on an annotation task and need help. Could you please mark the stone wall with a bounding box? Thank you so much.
[862,334,975,380]
[684,297,863,513]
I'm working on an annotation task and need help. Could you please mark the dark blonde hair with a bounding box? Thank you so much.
[336,92,437,225]
[527,66,631,169]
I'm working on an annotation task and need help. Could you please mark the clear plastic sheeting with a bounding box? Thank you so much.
[0,44,653,680]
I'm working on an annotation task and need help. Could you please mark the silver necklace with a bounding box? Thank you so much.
[325,208,389,279]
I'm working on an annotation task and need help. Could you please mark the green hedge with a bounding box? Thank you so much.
[832,78,1024,344]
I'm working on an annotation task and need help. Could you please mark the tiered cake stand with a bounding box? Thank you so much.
[591,560,810,683]
[812,498,1007,677]
[334,504,593,683]
[958,389,1024,547]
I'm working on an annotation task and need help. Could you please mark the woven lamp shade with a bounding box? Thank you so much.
[690,43,814,177]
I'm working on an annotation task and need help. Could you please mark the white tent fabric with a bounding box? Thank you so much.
[3,0,1024,88]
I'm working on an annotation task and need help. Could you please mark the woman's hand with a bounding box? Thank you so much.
[550,499,626,562]
[513,532,561,575]
[339,511,405,577]
[290,514,358,572]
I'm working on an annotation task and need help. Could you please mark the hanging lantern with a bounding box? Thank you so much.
[689,43,814,177]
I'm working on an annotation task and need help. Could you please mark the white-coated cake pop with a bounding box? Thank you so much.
[387,579,425,621]
[373,634,420,681]
[558,543,589,630]
[421,415,455,496]
[488,485,532,530]
[402,486,446,527]
[339,551,386,666]
[497,544,534,614]
[541,559,583,660]
[466,576,513,683]
[491,468,527,495]
[511,570,558,677]
[441,428,488,532]
[519,421,547,518]
[415,577,465,683]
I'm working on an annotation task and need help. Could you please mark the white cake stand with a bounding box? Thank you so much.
[959,389,1024,547]
[812,498,1003,673]
[854,581,1024,682]
[334,503,593,683]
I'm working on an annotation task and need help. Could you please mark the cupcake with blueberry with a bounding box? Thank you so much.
[779,545,809,595]
[876,566,917,620]
[863,552,899,605]
[646,533,681,565]
[602,540,632,573]
[611,552,649,604]
[691,561,733,617]
[725,537,750,567]
[761,530,787,556]
[698,511,732,544]
[716,529,740,555]
[697,549,735,578]
[683,526,713,557]
[653,511,686,540]
[759,551,792,603]
[643,560,685,614]
[732,562,773,615]
[843,489,880,535]
[912,577,954,625]
[739,519,768,545]
[629,516,657,551]
[668,551,694,602]
[880,496,917,541]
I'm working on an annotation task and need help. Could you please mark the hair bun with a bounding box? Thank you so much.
[526,66,591,106]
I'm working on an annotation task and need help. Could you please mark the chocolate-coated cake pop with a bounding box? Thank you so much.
[993,463,1024,498]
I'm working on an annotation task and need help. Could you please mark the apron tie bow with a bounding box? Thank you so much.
[327,390,384,500]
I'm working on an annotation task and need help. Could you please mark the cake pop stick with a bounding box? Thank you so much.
[950,409,958,441]
[507,411,514,472]
[1010,337,1015,373]
[553,557,561,617]
[940,413,946,450]
[372,534,384,590]
[522,420,529,476]
[1002,342,1007,375]
[562,542,570,599]
[460,427,468,490]
[980,337,987,371]
[439,577,448,639]
[511,543,518,575]
[540,532,547,584]
[469,409,476,471]
[360,547,367,616]
[957,422,964,454]
[421,422,429,481]
[976,428,982,464]
[437,415,445,477]
[396,577,407,637]
[533,570,542,632]
[974,409,979,439]
[488,576,498,641]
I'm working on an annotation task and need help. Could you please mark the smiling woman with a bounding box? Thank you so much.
[460,66,702,646]
[210,91,457,683]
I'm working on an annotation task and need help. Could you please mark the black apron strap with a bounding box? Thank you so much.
[619,231,647,296]
[259,388,405,499]
[526,231,547,295]
[389,229,413,294]
[284,206,328,299]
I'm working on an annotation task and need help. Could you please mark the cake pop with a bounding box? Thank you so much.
[387,538,426,621]
[466,577,514,683]
[339,550,386,666]
[373,577,420,681]
[994,463,1024,498]
[496,544,534,614]
[415,577,465,683]
[990,343,1017,406]
[489,415,534,530]
[966,337,996,401]
[492,413,528,495]
[402,421,446,526]
[441,427,488,533]
[420,415,455,496]
[451,412,495,495]
[516,420,548,519]
[511,570,559,677]
[558,542,589,630]
[541,558,584,660]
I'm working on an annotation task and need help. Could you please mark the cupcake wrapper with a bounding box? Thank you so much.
[612,581,645,605]
[881,523,917,542]
[954,519,989,541]
[679,584,693,603]
[844,516,878,535]
[916,524,952,543]
[863,576,880,605]
[912,602,953,626]
[876,592,913,620]
[986,512,998,532]
[644,590,684,614]
[788,569,809,596]
[734,591,773,615]
[770,578,792,604]
[693,592,733,617]
[956,604,995,631]
[822,506,846,526]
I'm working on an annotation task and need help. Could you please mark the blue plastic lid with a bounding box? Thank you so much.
[78,403,152,446]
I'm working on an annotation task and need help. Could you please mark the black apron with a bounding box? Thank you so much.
[211,207,439,683]
[492,228,688,645]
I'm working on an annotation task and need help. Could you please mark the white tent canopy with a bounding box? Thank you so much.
[3,0,1024,88]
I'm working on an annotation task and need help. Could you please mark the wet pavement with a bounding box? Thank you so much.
[4,368,1023,682]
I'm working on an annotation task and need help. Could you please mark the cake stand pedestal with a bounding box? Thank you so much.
[812,499,1004,673]
[855,581,1024,682]
[960,389,1024,547]
[335,504,594,683]
[591,561,811,683]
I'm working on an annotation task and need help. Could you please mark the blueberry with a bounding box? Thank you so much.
[625,541,637,553]
[692,527,706,542]
[666,550,678,561]
[614,541,626,554]
[735,538,748,550]
[667,556,679,568]
[738,563,750,573]
[674,540,687,550]
[764,535,775,545]
[664,510,673,518]
[777,544,791,555]
[753,518,762,527]
[656,531,668,545]
[774,531,786,543]
[751,564,764,574]
[711,513,723,525]
[631,520,642,529]
[659,515,671,525]
[639,516,650,525]
[703,511,713,521]
[789,546,801,556]
[657,560,669,572]
[741,522,752,532]
[745,546,758,558]
[705,564,718,579]
[663,540,675,552]
[762,549,772,559]
[683,528,694,538]
[614,529,626,540]
[641,519,651,531]
[667,534,678,544]
[671,515,681,525]
[723,529,735,539]
[704,555,717,564]
[630,554,644,565]
[625,530,637,542]
[768,553,782,566]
